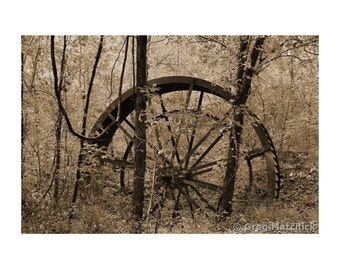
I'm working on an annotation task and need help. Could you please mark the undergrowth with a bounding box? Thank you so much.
[22,154,318,234]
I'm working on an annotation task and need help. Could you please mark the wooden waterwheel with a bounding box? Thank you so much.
[89,76,281,221]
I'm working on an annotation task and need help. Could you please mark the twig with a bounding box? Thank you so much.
[50,36,115,142]
[117,36,129,122]
[108,37,128,100]
[81,35,104,134]
[197,35,227,49]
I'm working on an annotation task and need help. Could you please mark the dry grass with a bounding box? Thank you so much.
[22,153,318,234]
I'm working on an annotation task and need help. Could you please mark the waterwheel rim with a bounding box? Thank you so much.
[89,76,280,222]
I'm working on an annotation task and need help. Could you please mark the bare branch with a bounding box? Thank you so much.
[197,35,227,49]
[148,36,169,46]
[261,36,318,68]
[50,35,113,143]
[117,36,129,122]
[81,35,104,134]
[108,37,128,100]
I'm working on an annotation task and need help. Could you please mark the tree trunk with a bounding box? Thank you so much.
[132,36,147,226]
[218,111,244,215]
[54,111,62,204]
[72,36,104,203]
[50,35,67,205]
[218,36,267,216]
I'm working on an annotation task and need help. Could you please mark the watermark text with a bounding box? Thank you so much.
[233,222,318,232]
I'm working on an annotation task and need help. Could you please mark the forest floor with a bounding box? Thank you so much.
[22,152,318,234]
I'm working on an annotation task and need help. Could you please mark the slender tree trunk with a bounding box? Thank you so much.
[279,57,294,152]
[50,35,67,205]
[54,111,62,204]
[72,36,104,203]
[132,36,147,228]
[218,36,267,216]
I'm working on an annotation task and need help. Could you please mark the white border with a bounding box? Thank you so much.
[1,1,339,269]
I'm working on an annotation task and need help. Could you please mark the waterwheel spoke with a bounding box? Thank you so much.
[158,93,181,164]
[103,111,135,141]
[167,81,195,165]
[185,91,204,169]
[190,167,214,176]
[197,89,204,109]
[185,81,194,109]
[189,158,227,172]
[123,118,135,131]
[150,185,167,214]
[154,186,168,233]
[183,185,195,218]
[189,185,216,212]
[172,189,182,218]
[176,184,198,218]
[181,107,232,169]
[181,179,223,192]
[180,126,215,166]
[189,126,229,171]
[149,145,173,167]
[151,196,165,214]
[147,94,167,157]
[120,140,134,189]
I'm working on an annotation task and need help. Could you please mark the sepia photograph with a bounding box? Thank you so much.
[21,35,318,234]
[3,0,339,268]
